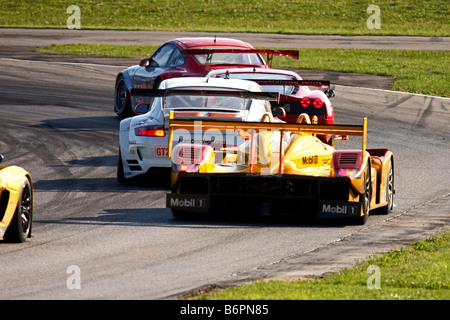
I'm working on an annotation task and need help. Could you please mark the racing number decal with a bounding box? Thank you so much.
[155,146,169,158]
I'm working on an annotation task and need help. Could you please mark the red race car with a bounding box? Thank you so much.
[114,37,298,117]
[207,68,335,144]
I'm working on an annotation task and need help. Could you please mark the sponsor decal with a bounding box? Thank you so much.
[302,155,318,165]
[166,194,209,213]
[318,200,361,218]
[178,136,215,145]
[322,203,357,215]
[169,197,206,208]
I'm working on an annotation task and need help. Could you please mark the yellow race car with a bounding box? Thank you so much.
[166,109,394,225]
[0,154,33,242]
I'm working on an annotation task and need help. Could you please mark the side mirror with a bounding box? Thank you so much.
[139,59,150,67]
[0,154,3,163]
[325,89,335,98]
[271,106,286,118]
[134,103,150,114]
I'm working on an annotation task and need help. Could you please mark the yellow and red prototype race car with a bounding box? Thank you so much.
[166,112,394,224]
[0,154,33,242]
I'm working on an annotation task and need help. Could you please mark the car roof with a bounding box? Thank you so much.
[168,37,256,50]
[159,77,263,92]
[207,68,302,79]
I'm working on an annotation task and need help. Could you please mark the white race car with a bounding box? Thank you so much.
[117,77,282,183]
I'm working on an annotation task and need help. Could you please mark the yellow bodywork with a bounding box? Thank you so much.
[0,165,33,240]
[168,113,367,180]
[167,113,394,221]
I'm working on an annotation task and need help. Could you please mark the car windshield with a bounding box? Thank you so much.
[216,72,297,95]
[193,51,264,66]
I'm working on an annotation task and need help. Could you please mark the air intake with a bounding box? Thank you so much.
[172,144,214,165]
[338,153,359,165]
[179,146,202,164]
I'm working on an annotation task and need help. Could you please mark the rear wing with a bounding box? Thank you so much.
[131,88,280,102]
[168,116,368,172]
[183,48,299,67]
[243,79,331,89]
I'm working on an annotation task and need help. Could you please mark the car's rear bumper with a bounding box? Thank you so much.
[167,172,361,219]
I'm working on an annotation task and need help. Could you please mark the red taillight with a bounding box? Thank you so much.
[300,97,324,108]
[135,126,166,137]
[313,98,324,108]
[300,97,310,108]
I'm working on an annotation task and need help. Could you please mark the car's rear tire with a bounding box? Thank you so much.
[379,161,394,215]
[4,178,33,243]
[114,76,132,117]
[355,165,371,225]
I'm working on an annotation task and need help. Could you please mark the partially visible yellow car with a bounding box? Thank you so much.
[0,154,33,242]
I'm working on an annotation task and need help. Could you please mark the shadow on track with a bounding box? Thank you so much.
[34,205,350,230]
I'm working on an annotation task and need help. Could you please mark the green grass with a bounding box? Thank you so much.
[1,0,449,36]
[34,43,158,59]
[272,48,450,97]
[34,44,450,97]
[192,231,450,300]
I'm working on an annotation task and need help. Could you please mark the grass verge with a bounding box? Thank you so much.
[34,44,450,97]
[1,0,449,36]
[192,231,450,300]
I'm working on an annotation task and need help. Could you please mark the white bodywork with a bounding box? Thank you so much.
[118,77,277,180]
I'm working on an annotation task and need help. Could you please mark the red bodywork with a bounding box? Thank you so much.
[116,38,299,117]
[135,38,298,88]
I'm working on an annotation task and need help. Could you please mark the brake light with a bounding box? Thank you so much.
[135,126,166,137]
[336,169,359,178]
[300,97,310,108]
[173,164,199,172]
[300,97,324,108]
[313,98,324,108]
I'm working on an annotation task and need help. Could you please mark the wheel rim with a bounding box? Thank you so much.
[115,80,127,113]
[20,184,32,236]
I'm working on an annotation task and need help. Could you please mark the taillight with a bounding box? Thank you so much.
[336,169,360,178]
[300,97,324,108]
[173,164,199,172]
[135,126,165,137]
[300,97,310,108]
[313,98,324,108]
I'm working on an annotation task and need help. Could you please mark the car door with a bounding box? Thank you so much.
[133,44,177,89]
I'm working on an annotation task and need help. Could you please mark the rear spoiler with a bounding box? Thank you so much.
[183,48,299,59]
[243,79,331,89]
[131,88,280,102]
[183,48,299,67]
[168,117,368,162]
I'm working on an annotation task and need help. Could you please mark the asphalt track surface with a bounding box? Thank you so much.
[0,29,449,300]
